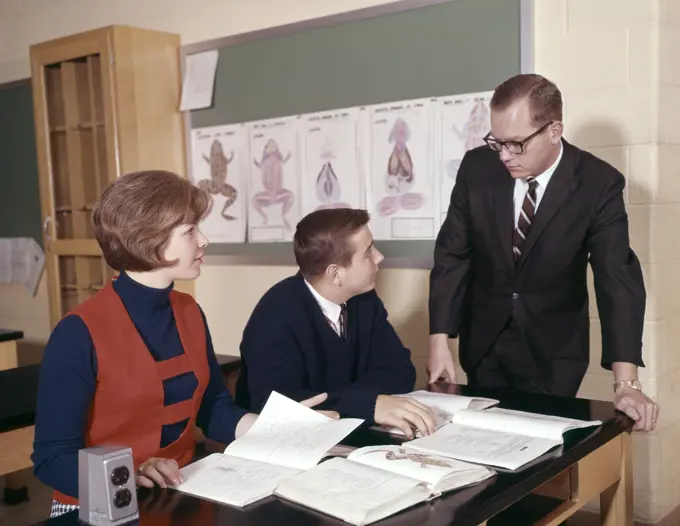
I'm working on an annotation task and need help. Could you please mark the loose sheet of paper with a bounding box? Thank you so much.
[180,50,219,111]
[0,238,45,295]
[177,453,300,507]
[224,392,363,471]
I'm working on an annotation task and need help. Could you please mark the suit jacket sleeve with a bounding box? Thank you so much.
[429,152,473,336]
[587,172,646,369]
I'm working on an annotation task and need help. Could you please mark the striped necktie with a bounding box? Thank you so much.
[339,303,348,340]
[513,177,538,262]
[324,304,348,339]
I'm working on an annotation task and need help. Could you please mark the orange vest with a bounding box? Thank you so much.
[53,280,210,506]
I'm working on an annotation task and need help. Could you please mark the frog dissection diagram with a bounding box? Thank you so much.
[190,125,248,243]
[197,139,238,220]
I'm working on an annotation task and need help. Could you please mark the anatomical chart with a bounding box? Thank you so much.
[366,99,437,240]
[191,124,248,243]
[437,91,492,223]
[301,108,364,216]
[247,117,301,242]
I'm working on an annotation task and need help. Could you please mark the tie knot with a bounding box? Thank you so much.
[527,177,538,190]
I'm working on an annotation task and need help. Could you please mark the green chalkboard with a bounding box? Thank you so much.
[185,0,527,265]
[0,81,43,247]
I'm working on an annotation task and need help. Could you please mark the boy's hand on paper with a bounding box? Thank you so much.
[301,392,340,420]
[374,395,437,439]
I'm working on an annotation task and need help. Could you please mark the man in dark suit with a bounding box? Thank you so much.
[428,73,658,432]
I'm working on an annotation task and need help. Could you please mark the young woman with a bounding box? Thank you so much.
[32,170,333,518]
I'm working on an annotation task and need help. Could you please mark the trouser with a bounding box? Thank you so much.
[467,318,588,398]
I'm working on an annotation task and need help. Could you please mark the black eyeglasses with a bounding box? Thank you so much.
[483,121,553,155]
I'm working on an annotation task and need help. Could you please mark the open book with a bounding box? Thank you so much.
[174,391,364,507]
[274,446,494,526]
[371,390,499,436]
[406,407,602,470]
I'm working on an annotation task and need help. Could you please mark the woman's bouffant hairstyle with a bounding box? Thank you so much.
[92,170,209,272]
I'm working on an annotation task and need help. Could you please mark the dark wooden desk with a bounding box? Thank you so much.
[0,364,40,477]
[28,383,633,526]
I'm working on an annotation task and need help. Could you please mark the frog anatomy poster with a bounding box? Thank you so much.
[191,124,248,243]
[188,89,494,244]
[436,91,493,224]
[247,117,302,243]
[364,98,437,241]
[300,107,364,217]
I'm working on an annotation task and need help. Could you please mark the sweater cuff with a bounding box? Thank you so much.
[332,390,379,424]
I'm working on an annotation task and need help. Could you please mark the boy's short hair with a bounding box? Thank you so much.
[293,208,370,280]
[92,170,209,272]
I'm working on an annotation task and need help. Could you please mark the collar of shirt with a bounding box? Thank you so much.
[513,141,564,223]
[304,279,342,328]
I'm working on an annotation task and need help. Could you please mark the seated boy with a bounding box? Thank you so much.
[235,208,436,438]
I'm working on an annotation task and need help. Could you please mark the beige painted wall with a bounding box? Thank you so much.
[1,0,679,522]
[532,0,680,522]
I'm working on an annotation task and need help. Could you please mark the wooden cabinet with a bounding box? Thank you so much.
[30,25,194,328]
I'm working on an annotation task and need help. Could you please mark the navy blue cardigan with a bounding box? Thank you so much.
[235,273,416,422]
[32,271,247,498]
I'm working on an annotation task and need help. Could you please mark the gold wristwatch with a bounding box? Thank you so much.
[613,379,642,393]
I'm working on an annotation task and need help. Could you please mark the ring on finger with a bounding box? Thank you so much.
[136,463,148,475]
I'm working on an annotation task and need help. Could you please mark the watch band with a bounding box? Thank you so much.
[613,379,642,392]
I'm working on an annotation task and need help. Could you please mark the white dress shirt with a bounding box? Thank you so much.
[513,142,564,228]
[304,279,343,336]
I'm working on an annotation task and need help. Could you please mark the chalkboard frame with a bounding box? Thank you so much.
[179,0,535,269]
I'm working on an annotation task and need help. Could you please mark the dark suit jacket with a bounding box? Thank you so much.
[429,139,646,376]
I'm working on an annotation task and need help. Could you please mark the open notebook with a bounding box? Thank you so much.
[371,390,499,436]
[174,391,364,507]
[406,407,602,470]
[274,446,494,526]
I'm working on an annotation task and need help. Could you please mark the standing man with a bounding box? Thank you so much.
[428,73,658,432]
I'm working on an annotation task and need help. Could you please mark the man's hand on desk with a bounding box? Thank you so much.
[612,363,659,432]
[374,395,437,440]
[427,334,457,384]
[614,386,659,432]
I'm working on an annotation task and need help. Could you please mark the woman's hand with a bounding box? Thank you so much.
[135,457,183,488]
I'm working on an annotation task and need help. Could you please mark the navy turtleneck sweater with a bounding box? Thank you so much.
[32,271,247,499]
